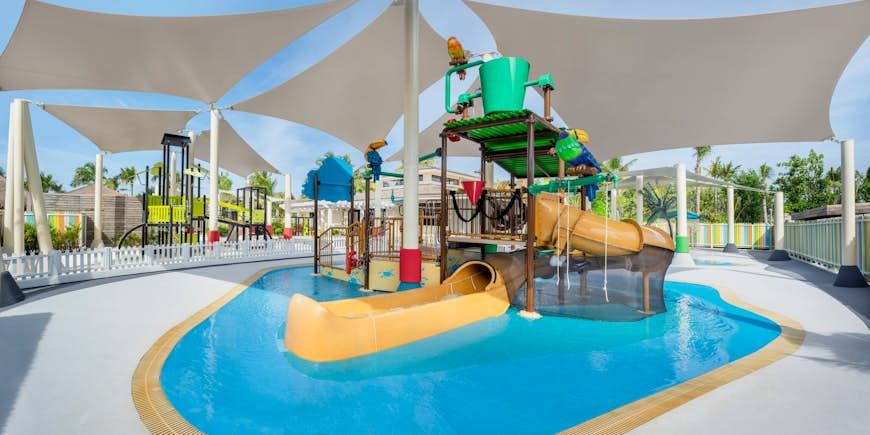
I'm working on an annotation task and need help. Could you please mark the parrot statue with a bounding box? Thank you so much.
[554,129,602,201]
[447,36,470,80]
[366,140,387,181]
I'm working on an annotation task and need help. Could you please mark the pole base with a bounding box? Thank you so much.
[283,227,293,240]
[671,252,695,267]
[399,248,422,283]
[834,265,869,288]
[207,230,221,243]
[722,243,738,253]
[518,310,542,320]
[0,271,23,307]
[768,249,791,261]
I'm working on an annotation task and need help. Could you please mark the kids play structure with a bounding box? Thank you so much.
[285,44,675,362]
[116,133,270,248]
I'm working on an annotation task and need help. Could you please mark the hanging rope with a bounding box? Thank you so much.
[565,188,571,288]
[479,189,522,221]
[449,190,482,222]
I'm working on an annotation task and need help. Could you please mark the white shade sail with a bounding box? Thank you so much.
[0,0,353,103]
[466,1,870,159]
[234,3,445,151]
[40,104,277,176]
[41,104,196,153]
[616,166,767,193]
[196,119,280,176]
[386,111,480,161]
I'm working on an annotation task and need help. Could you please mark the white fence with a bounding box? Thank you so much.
[785,215,869,277]
[3,237,319,289]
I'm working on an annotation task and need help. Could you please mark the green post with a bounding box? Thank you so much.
[675,236,690,253]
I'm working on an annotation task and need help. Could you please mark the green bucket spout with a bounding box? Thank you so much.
[479,57,530,115]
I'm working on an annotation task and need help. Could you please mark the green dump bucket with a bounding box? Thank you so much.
[479,57,530,115]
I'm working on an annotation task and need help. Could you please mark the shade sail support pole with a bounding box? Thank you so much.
[769,191,790,261]
[399,0,421,285]
[834,138,867,287]
[672,163,694,266]
[19,100,52,253]
[635,175,644,224]
[207,108,221,243]
[91,153,104,248]
[723,186,737,252]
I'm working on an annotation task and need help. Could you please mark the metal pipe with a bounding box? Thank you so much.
[525,117,536,314]
[440,133,448,283]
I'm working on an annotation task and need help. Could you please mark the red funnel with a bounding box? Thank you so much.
[462,180,485,206]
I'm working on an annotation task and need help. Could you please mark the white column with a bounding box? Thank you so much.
[610,188,619,220]
[374,179,383,218]
[11,103,24,254]
[208,108,220,238]
[834,139,866,286]
[4,102,17,252]
[484,161,494,187]
[92,153,104,248]
[400,0,421,283]
[169,151,178,196]
[266,199,272,227]
[327,208,333,228]
[673,163,693,266]
[284,174,292,228]
[635,175,644,224]
[723,185,737,252]
[774,191,784,250]
[19,100,52,253]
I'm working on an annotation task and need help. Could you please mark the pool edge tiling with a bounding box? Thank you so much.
[131,265,288,435]
[131,271,804,435]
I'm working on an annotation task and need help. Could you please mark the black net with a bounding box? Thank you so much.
[509,247,673,321]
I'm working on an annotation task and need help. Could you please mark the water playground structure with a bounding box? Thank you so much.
[284,43,676,362]
[116,133,271,248]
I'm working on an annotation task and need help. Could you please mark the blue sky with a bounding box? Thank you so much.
[0,0,867,195]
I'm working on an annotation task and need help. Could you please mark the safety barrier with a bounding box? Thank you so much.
[691,223,773,249]
[785,215,869,277]
[2,237,317,289]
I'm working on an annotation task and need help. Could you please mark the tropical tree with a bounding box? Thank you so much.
[759,163,772,223]
[692,146,712,216]
[600,157,637,173]
[70,162,107,187]
[40,172,63,193]
[0,166,5,177]
[732,169,764,222]
[117,166,138,195]
[248,171,276,196]
[772,150,835,213]
[316,152,352,168]
[218,171,233,191]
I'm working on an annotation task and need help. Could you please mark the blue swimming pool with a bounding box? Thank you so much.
[161,266,780,434]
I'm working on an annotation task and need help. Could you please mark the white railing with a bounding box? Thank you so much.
[3,236,320,289]
[785,214,869,277]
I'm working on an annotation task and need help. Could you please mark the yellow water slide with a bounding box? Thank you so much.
[534,192,675,256]
[285,260,519,362]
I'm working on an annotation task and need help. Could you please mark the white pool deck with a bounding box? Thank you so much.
[1,251,868,434]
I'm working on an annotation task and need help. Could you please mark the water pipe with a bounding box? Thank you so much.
[527,173,618,195]
[445,60,484,113]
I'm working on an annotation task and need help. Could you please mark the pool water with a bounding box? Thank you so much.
[161,266,780,434]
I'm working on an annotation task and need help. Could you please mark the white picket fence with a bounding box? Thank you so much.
[3,237,322,289]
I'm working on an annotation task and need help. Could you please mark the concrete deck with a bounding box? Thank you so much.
[1,252,868,434]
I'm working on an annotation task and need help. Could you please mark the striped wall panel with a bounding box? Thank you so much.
[690,223,773,249]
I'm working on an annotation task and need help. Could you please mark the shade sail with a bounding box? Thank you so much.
[385,112,480,162]
[466,1,870,159]
[616,166,767,193]
[41,104,196,153]
[234,3,445,151]
[0,0,353,103]
[196,119,280,176]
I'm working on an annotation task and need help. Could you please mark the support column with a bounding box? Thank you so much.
[610,187,619,220]
[266,199,272,229]
[3,103,17,252]
[11,107,23,255]
[327,208,333,228]
[672,163,694,266]
[283,174,293,239]
[635,175,644,224]
[18,100,51,253]
[374,178,383,218]
[769,191,790,261]
[169,151,178,196]
[484,161,494,187]
[723,185,737,252]
[91,153,104,248]
[834,139,867,287]
[399,0,421,285]
[207,108,220,243]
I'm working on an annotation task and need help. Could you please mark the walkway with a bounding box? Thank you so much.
[1,252,868,434]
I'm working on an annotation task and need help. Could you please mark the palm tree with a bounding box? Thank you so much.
[759,163,771,223]
[708,158,740,216]
[600,157,637,173]
[70,162,107,187]
[117,166,138,195]
[39,172,63,193]
[692,146,712,216]
[247,171,276,196]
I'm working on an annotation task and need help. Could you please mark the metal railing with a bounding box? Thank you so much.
[318,225,355,270]
[3,237,316,289]
[785,214,869,277]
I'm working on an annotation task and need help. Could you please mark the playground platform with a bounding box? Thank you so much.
[1,251,868,434]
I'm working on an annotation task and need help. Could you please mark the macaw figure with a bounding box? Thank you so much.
[366,139,387,181]
[554,129,602,201]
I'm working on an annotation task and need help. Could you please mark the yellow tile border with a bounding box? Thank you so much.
[560,281,805,435]
[131,265,290,435]
[132,272,804,435]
